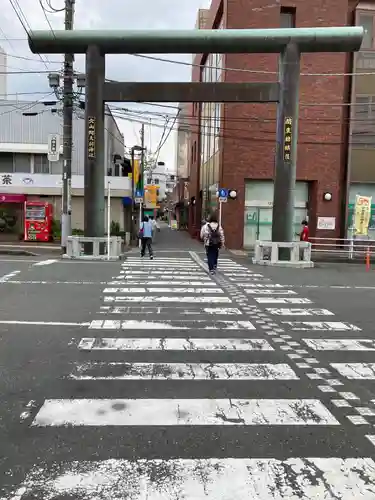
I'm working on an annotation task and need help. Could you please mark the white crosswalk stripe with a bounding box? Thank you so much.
[69,362,298,380]
[88,319,256,330]
[9,256,375,499]
[305,339,375,351]
[267,308,334,316]
[78,337,274,351]
[104,295,232,303]
[33,398,337,426]
[6,457,374,499]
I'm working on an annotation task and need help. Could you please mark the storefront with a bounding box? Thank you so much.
[0,193,26,240]
[243,180,309,247]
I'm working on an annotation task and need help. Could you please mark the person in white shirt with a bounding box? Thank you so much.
[139,216,154,259]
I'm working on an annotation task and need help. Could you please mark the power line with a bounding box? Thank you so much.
[1,50,61,64]
[109,111,375,146]
[151,116,170,159]
[109,105,375,126]
[7,0,51,70]
[0,91,52,97]
[0,90,373,124]
[129,52,375,78]
[0,92,55,115]
[42,0,65,13]
[154,110,180,159]
[0,69,57,74]
[38,0,58,40]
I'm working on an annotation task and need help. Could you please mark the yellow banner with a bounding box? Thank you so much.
[132,159,140,186]
[144,184,158,208]
[354,194,372,236]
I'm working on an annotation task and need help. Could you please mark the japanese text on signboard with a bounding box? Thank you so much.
[87,117,96,159]
[283,117,292,161]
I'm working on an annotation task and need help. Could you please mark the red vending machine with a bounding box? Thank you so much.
[24,201,53,242]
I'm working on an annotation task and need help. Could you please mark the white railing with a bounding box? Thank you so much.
[309,236,375,260]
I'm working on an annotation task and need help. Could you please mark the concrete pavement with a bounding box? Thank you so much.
[1,228,375,498]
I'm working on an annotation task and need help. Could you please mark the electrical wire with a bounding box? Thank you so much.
[108,105,375,126]
[152,116,170,157]
[38,0,57,39]
[0,90,54,97]
[154,110,180,159]
[108,110,375,147]
[0,24,17,54]
[0,92,55,115]
[7,0,51,70]
[43,0,65,13]
[129,52,375,78]
[0,69,57,74]
[2,51,61,64]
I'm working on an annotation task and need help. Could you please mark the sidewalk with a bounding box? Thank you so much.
[0,242,61,256]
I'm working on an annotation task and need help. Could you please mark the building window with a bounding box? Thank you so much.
[34,154,50,174]
[352,95,375,147]
[280,7,296,28]
[13,153,31,173]
[0,152,31,173]
[353,95,375,121]
[0,153,14,173]
[359,14,374,49]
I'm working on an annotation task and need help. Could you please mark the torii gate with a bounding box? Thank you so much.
[28,27,363,249]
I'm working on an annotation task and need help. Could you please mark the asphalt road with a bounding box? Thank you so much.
[1,240,375,498]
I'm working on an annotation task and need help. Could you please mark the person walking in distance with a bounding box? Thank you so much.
[200,213,225,274]
[139,215,154,259]
[299,219,309,260]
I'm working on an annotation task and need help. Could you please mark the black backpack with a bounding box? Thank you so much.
[208,225,221,246]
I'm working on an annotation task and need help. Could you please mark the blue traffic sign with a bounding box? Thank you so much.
[218,188,228,198]
[135,188,144,197]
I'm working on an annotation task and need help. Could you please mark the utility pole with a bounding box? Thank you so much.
[140,123,145,185]
[61,0,75,254]
[140,123,145,222]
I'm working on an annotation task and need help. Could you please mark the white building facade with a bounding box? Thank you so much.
[144,163,177,204]
[0,100,131,238]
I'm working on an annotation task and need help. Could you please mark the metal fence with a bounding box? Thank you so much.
[309,237,375,260]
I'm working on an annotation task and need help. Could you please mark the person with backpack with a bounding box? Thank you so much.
[139,215,154,259]
[200,213,225,274]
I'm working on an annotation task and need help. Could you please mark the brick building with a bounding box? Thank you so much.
[187,0,362,249]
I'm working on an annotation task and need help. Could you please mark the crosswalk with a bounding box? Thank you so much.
[4,254,375,499]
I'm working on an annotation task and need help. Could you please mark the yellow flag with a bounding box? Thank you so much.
[354,195,372,236]
[132,159,140,185]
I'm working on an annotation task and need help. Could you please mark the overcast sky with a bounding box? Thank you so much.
[1,0,212,171]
